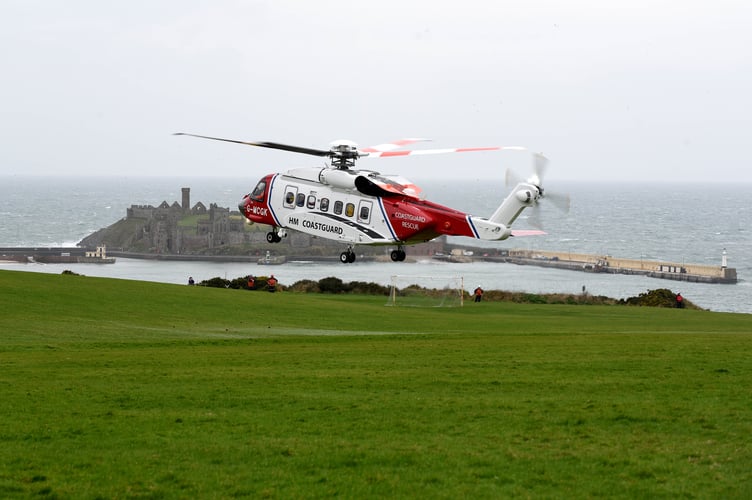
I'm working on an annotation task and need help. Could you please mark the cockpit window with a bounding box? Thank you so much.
[251,180,266,201]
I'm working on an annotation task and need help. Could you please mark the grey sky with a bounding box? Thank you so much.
[2,1,750,183]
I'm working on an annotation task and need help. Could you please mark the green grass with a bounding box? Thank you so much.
[176,214,209,236]
[1,269,751,498]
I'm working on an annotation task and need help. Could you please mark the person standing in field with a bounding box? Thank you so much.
[267,275,278,293]
[675,292,684,308]
[247,275,255,290]
[474,286,483,302]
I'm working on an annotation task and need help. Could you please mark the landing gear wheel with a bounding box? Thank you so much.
[390,249,406,262]
[340,250,356,264]
[266,232,281,243]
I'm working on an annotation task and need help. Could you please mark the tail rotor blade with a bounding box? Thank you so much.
[527,205,544,230]
[505,168,523,188]
[544,191,571,213]
[533,153,549,183]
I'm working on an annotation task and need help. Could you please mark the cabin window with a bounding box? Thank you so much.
[250,180,266,202]
[358,201,372,223]
[284,186,298,208]
[320,198,330,212]
[345,203,355,218]
[333,200,343,215]
[296,193,305,207]
[307,194,316,209]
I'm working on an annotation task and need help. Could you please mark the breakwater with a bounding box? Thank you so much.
[0,247,115,264]
[486,249,737,284]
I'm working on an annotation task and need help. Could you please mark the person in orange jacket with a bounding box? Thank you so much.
[267,275,278,293]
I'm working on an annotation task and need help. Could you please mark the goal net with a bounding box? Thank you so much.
[386,275,465,308]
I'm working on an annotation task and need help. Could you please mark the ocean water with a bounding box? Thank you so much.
[1,175,750,313]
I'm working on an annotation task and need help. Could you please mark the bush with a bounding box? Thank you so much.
[199,277,232,288]
[198,275,283,291]
[522,293,547,304]
[348,281,390,296]
[621,288,689,308]
[288,280,320,293]
[318,277,347,294]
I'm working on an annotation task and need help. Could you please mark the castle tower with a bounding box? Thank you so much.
[182,187,190,212]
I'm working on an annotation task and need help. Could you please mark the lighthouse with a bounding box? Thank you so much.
[722,248,727,269]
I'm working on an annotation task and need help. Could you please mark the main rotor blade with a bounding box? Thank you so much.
[365,145,527,158]
[174,133,331,157]
[361,138,432,153]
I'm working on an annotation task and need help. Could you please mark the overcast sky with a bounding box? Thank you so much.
[2,1,751,184]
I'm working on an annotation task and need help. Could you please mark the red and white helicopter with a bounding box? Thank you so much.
[175,133,566,263]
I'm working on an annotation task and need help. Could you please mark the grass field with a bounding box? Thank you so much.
[1,269,751,498]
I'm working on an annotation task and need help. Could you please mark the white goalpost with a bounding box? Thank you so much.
[387,275,465,308]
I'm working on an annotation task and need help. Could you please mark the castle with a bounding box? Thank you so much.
[114,187,255,254]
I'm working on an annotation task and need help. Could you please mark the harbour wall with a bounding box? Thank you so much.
[0,247,115,264]
[496,249,737,284]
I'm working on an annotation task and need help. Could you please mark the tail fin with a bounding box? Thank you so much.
[489,181,541,227]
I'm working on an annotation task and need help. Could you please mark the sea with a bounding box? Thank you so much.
[1,175,750,314]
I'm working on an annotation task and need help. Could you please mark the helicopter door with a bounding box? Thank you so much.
[357,200,373,224]
[283,186,298,209]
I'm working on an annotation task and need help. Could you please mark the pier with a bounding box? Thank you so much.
[487,249,737,284]
[0,246,115,264]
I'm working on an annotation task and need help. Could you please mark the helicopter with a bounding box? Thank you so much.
[175,133,566,263]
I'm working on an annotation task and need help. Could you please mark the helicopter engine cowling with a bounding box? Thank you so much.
[318,169,358,190]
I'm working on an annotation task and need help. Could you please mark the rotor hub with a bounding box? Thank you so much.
[328,140,362,169]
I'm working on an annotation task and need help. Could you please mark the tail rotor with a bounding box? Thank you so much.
[506,153,570,228]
